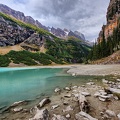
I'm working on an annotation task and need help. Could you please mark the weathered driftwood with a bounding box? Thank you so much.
[78,94,89,113]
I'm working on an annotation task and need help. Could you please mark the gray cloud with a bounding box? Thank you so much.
[0,0,110,41]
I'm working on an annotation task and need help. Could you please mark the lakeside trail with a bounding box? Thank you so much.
[0,65,120,120]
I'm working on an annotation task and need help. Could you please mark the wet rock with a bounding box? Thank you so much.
[29,108,49,120]
[66,114,71,118]
[54,88,61,93]
[81,92,91,97]
[13,107,23,112]
[51,105,59,109]
[11,100,28,107]
[63,106,73,112]
[106,110,116,117]
[64,87,71,91]
[52,114,67,120]
[117,113,120,120]
[38,98,51,108]
[75,111,98,120]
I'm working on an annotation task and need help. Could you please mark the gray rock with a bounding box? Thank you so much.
[54,88,61,93]
[81,92,91,97]
[66,114,71,118]
[99,97,106,102]
[75,111,98,120]
[38,98,51,108]
[109,88,120,94]
[63,106,73,112]
[102,79,108,84]
[64,87,71,91]
[106,110,116,117]
[13,107,23,112]
[117,113,120,120]
[64,94,71,98]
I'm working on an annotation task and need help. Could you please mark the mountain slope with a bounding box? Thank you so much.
[0,12,91,66]
[0,4,87,42]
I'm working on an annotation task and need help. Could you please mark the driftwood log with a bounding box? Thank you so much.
[78,93,90,113]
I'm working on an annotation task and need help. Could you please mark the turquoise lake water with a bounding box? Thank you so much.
[0,67,100,110]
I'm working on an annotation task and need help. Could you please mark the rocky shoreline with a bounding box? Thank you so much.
[0,74,120,120]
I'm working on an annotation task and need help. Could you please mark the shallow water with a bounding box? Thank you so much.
[0,67,102,109]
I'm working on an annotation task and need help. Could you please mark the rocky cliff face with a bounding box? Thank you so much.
[0,4,48,31]
[0,15,47,51]
[98,0,120,43]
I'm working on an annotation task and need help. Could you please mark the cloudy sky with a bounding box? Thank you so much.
[0,0,110,41]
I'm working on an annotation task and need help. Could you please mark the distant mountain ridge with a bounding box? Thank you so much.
[0,3,86,41]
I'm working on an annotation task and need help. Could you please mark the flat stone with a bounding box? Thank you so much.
[81,92,91,97]
[11,100,28,107]
[75,111,98,120]
[64,94,71,98]
[106,110,116,117]
[117,79,120,82]
[109,88,120,94]
[63,106,73,112]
